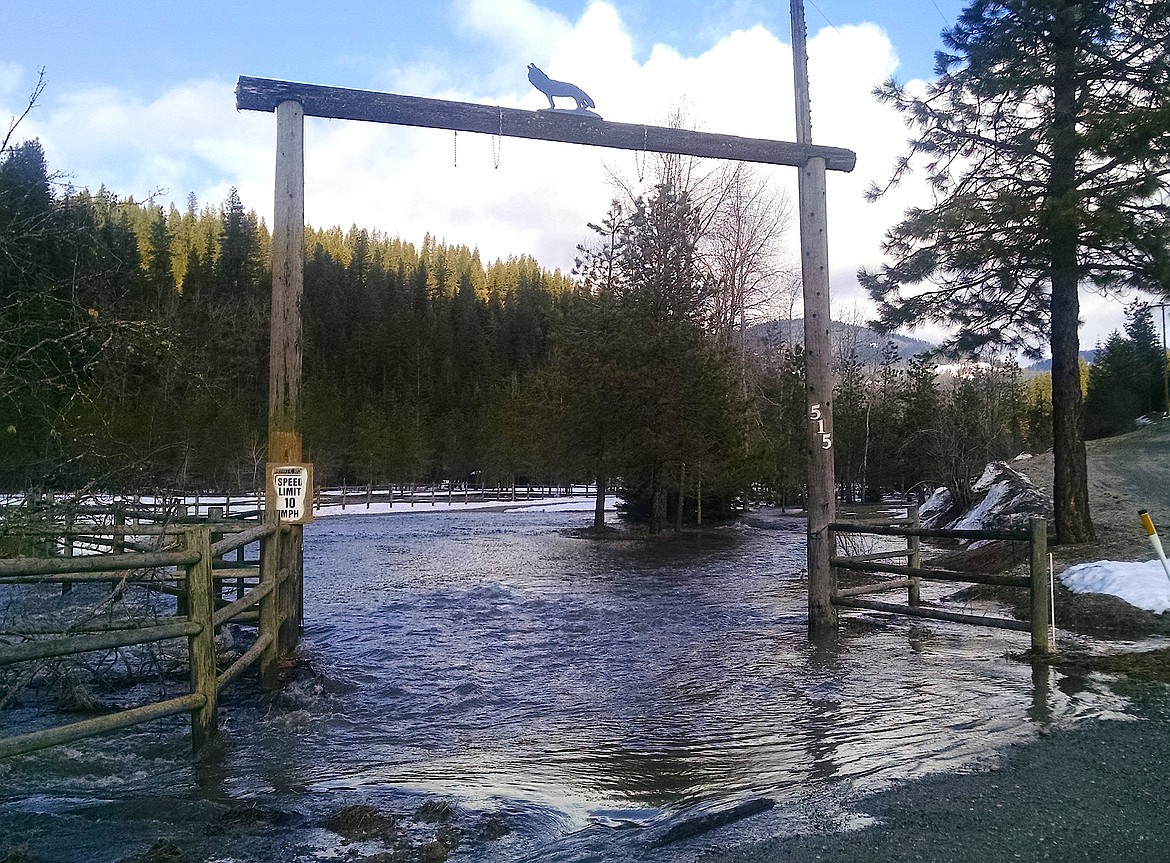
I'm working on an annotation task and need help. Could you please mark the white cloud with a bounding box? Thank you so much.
[0,62,25,98]
[6,78,273,214]
[0,2,1130,350]
[455,0,574,59]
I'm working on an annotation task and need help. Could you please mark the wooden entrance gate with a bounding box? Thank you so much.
[235,61,857,636]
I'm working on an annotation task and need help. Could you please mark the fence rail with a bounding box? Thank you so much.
[0,512,299,759]
[829,507,1052,654]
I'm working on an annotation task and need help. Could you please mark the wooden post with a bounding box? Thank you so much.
[112,506,126,592]
[185,527,218,750]
[207,506,224,602]
[793,0,837,636]
[1030,516,1053,654]
[272,525,304,655]
[908,503,921,607]
[258,517,281,687]
[269,98,304,470]
[61,515,74,595]
[267,98,306,659]
[113,507,126,555]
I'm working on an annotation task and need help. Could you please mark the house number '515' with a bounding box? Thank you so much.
[809,404,832,449]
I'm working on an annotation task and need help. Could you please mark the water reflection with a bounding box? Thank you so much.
[0,508,1135,862]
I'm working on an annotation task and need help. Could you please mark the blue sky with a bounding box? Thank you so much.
[0,0,1136,347]
[3,1,961,92]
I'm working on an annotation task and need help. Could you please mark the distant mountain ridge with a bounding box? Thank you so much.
[746,319,936,365]
[1024,351,1098,372]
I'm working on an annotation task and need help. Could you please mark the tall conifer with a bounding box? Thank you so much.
[862,0,1170,543]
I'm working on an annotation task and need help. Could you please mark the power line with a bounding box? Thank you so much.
[804,0,842,35]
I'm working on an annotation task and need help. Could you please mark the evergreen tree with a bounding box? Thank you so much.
[1122,301,1166,416]
[831,350,867,502]
[866,340,907,495]
[899,353,942,496]
[861,0,1170,543]
[142,205,175,312]
[0,141,176,489]
[1084,302,1167,436]
[571,186,746,532]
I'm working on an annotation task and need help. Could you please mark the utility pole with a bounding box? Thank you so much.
[1155,302,1169,416]
[270,99,304,470]
[791,0,837,635]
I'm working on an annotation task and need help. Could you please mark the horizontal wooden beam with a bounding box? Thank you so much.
[832,596,1031,632]
[0,693,205,760]
[0,620,202,666]
[831,556,1032,588]
[0,548,198,579]
[830,522,1031,542]
[236,76,856,173]
[835,578,915,598]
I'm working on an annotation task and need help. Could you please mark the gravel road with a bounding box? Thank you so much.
[1013,419,1170,568]
[704,684,1170,863]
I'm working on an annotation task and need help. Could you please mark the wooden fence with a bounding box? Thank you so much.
[0,510,302,758]
[0,483,594,519]
[830,507,1053,654]
[314,481,594,510]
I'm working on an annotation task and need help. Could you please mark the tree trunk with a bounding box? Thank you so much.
[593,472,607,530]
[676,462,686,531]
[1048,3,1095,545]
[650,467,667,535]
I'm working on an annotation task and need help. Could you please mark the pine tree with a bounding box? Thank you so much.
[1084,302,1167,436]
[571,186,746,532]
[861,0,1170,543]
[1122,301,1166,416]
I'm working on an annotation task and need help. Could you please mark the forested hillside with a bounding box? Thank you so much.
[1,140,1060,526]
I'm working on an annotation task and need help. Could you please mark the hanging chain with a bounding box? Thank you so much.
[492,107,503,169]
[636,126,648,183]
[453,130,458,168]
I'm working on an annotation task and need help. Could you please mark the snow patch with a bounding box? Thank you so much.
[921,462,1051,533]
[1060,559,1170,614]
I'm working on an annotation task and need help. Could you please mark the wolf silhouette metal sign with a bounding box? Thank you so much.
[527,63,599,116]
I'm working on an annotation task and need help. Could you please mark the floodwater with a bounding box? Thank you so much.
[0,507,1132,862]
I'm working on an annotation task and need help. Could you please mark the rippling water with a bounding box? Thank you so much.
[0,507,1131,862]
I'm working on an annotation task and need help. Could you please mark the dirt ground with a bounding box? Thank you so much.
[982,418,1170,640]
[1011,417,1170,570]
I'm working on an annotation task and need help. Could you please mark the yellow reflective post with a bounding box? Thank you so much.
[1139,509,1170,582]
